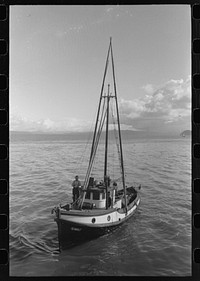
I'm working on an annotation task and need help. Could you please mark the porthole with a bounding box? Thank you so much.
[92,218,96,223]
[107,215,111,221]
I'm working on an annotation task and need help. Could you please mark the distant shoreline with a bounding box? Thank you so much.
[9,130,191,142]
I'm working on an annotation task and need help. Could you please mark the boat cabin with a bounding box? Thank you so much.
[82,177,121,209]
[84,187,106,208]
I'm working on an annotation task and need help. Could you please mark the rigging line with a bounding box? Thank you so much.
[74,107,98,174]
[110,41,127,212]
[92,95,106,162]
[84,104,107,185]
[90,41,112,162]
[104,87,110,210]
[88,99,106,177]
[79,104,107,209]
[112,111,124,184]
[110,102,116,180]
[115,176,123,182]
[76,92,105,174]
[85,97,105,171]
[90,94,107,175]
[111,106,114,179]
[75,130,93,173]
[111,102,122,173]
[111,106,123,185]
[79,123,105,208]
[98,97,106,133]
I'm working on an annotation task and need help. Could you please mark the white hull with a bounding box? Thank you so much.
[58,198,140,227]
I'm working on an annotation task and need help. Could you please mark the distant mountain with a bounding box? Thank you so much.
[10,131,91,142]
[180,130,191,137]
[10,130,185,142]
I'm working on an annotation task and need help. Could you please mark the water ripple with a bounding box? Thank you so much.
[10,138,191,276]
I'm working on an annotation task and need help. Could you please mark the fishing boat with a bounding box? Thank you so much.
[51,38,141,243]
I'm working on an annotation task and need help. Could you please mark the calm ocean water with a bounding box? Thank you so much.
[10,136,191,276]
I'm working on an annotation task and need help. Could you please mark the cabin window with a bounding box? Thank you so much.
[85,191,90,199]
[93,191,100,200]
[102,193,105,199]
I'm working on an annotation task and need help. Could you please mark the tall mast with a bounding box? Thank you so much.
[110,38,127,212]
[79,38,127,211]
[89,41,111,162]
[79,41,111,210]
[104,84,110,209]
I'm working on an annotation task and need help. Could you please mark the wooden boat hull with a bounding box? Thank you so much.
[54,195,140,244]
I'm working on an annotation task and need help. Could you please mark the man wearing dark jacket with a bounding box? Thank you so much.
[72,175,81,202]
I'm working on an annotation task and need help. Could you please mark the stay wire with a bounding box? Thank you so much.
[87,101,107,180]
[78,106,107,208]
[91,96,106,177]
[111,101,122,178]
[74,108,98,175]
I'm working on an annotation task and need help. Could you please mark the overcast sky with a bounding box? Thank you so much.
[10,5,191,135]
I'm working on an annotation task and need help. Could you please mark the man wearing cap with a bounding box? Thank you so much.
[72,175,81,203]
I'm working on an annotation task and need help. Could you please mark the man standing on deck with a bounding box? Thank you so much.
[72,175,81,203]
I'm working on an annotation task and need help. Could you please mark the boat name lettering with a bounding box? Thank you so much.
[71,227,82,232]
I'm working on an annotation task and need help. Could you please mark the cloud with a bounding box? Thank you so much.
[10,77,191,135]
[142,84,155,94]
[119,98,146,119]
[119,76,191,134]
[10,114,93,133]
